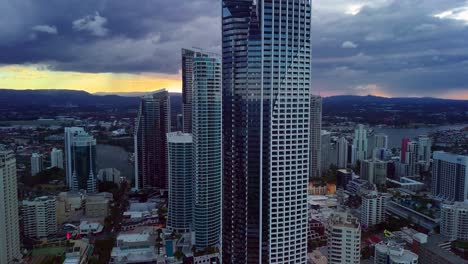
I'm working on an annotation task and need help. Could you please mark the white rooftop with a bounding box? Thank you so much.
[117,233,150,243]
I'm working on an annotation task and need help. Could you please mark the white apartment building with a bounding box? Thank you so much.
[50,148,64,169]
[354,124,368,161]
[360,191,389,228]
[22,196,58,238]
[361,159,388,186]
[327,212,361,264]
[441,201,468,241]
[432,151,468,202]
[31,152,44,176]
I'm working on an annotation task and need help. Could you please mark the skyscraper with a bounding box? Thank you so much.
[50,148,64,169]
[0,148,21,264]
[361,159,388,186]
[167,132,193,233]
[222,0,311,262]
[321,130,332,173]
[400,138,410,163]
[398,140,419,177]
[432,151,468,202]
[192,54,222,248]
[373,133,388,149]
[65,127,97,193]
[31,152,44,176]
[417,135,431,170]
[336,137,349,169]
[310,95,322,179]
[182,48,208,134]
[134,90,171,190]
[354,124,368,161]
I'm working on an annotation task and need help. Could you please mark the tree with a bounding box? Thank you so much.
[174,250,185,260]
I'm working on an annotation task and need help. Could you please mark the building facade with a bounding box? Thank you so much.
[360,191,388,228]
[432,151,468,202]
[354,124,368,161]
[0,149,21,264]
[222,0,311,262]
[167,132,193,233]
[321,130,332,173]
[310,95,322,178]
[22,196,58,238]
[134,90,171,190]
[374,241,418,264]
[336,137,349,169]
[65,127,97,193]
[50,148,64,169]
[417,135,431,170]
[182,48,209,133]
[327,212,361,264]
[440,201,468,241]
[31,152,44,176]
[361,159,388,186]
[192,54,222,248]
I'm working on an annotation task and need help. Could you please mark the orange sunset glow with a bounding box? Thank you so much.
[0,64,182,94]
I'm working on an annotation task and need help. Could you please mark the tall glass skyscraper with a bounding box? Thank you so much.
[167,132,193,233]
[134,90,171,190]
[182,48,209,134]
[222,0,312,263]
[310,95,322,178]
[192,54,222,249]
[0,148,21,264]
[65,127,97,193]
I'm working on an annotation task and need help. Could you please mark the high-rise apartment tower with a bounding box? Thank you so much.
[222,0,312,262]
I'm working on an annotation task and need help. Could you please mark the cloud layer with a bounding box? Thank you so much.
[0,0,467,97]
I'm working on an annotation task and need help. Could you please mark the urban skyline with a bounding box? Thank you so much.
[0,0,468,263]
[1,1,468,99]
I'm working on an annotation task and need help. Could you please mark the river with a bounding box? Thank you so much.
[96,144,134,180]
[373,124,468,148]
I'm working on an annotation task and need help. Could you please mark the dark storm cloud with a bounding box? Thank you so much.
[0,0,220,74]
[0,0,467,97]
[311,0,468,96]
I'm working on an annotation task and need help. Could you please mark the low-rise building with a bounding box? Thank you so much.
[56,191,85,225]
[110,233,163,264]
[78,221,103,235]
[336,169,353,190]
[97,168,123,186]
[85,192,113,218]
[412,233,468,264]
[374,240,418,264]
[308,249,327,264]
[387,177,424,192]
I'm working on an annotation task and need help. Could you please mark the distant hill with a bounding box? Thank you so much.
[1,89,466,124]
[0,89,139,108]
[322,95,468,125]
[0,88,182,113]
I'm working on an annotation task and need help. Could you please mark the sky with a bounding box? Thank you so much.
[1,0,468,99]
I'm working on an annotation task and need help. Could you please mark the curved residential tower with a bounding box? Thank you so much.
[222,0,312,263]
